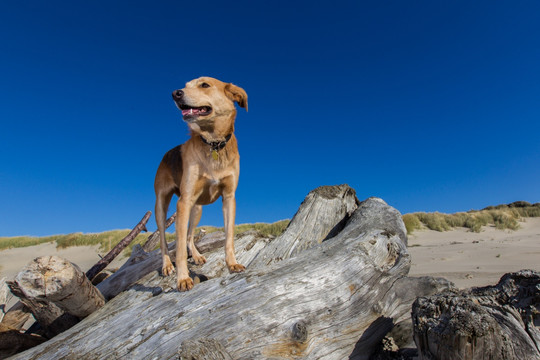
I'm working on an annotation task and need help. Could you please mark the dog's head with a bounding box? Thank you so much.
[172,77,247,135]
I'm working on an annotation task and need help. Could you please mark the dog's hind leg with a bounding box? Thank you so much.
[187,205,206,265]
[156,189,175,276]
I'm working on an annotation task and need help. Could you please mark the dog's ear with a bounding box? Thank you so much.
[225,83,248,111]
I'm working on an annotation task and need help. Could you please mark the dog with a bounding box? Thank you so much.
[154,76,248,291]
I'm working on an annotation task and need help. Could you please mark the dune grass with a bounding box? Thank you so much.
[0,220,290,255]
[0,230,176,254]
[1,201,536,252]
[403,201,540,234]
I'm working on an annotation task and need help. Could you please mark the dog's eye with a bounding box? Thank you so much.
[200,82,210,88]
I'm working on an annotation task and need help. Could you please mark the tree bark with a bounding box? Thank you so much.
[10,188,452,359]
[86,211,152,281]
[412,269,540,360]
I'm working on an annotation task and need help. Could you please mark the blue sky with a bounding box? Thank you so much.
[1,1,539,237]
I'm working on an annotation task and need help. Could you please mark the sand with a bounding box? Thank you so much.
[0,242,126,281]
[1,217,539,291]
[407,217,540,289]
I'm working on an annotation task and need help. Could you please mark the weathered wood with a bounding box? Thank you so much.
[249,184,359,267]
[98,185,359,299]
[11,192,452,359]
[178,338,234,360]
[7,280,78,339]
[7,256,105,339]
[142,212,177,252]
[96,231,267,300]
[194,230,226,253]
[1,302,31,332]
[412,269,540,360]
[86,211,152,281]
[96,243,164,300]
[0,329,46,359]
[14,256,105,319]
[0,278,8,324]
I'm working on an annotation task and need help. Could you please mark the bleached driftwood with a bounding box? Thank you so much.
[412,270,540,360]
[97,185,359,299]
[11,185,452,359]
[7,256,105,338]
[249,184,359,267]
[7,282,78,339]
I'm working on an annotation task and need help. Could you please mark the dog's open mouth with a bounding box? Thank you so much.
[179,105,212,119]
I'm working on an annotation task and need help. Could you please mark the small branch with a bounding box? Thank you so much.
[86,211,152,281]
[142,212,177,252]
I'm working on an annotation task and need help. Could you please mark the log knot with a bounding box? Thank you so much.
[292,320,308,343]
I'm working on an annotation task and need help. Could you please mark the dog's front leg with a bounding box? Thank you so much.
[222,183,245,273]
[175,197,194,291]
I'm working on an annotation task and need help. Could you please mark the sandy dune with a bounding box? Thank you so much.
[1,218,539,292]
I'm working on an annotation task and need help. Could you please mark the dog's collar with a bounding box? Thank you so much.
[200,133,232,151]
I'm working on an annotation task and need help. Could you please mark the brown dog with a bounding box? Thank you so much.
[154,76,248,291]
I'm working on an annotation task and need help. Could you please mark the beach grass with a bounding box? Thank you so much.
[1,201,537,251]
[403,201,540,234]
[0,231,171,253]
[0,220,290,254]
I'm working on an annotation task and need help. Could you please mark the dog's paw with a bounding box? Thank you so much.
[177,277,194,292]
[192,254,207,265]
[228,263,246,273]
[162,258,175,277]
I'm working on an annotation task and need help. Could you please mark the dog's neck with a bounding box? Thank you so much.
[187,111,235,145]
[199,133,232,151]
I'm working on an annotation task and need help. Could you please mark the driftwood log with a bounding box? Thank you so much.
[86,210,151,281]
[1,278,46,358]
[412,269,540,360]
[7,256,105,339]
[96,184,359,299]
[11,185,452,359]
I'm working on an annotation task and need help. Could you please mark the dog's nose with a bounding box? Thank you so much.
[172,89,184,100]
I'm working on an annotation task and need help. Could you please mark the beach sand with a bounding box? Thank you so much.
[407,217,540,289]
[0,242,126,282]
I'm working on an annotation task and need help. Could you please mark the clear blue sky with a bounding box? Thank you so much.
[1,1,539,237]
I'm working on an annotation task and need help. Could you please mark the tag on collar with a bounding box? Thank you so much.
[212,150,219,161]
